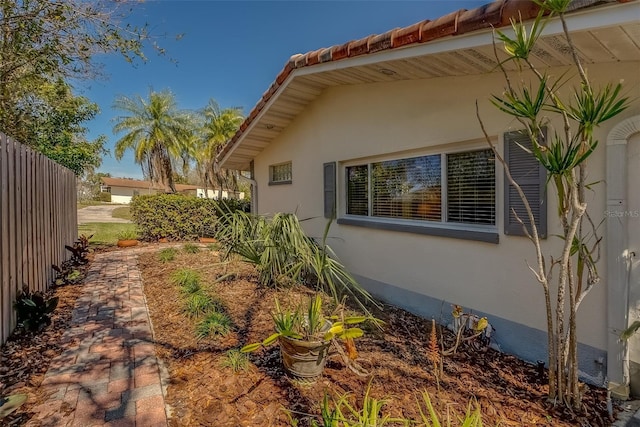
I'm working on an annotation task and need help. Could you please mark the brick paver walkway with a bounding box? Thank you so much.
[28,249,168,427]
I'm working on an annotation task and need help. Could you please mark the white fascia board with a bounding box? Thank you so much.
[295,1,638,77]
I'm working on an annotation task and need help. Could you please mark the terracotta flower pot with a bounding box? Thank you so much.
[159,238,168,243]
[117,239,139,248]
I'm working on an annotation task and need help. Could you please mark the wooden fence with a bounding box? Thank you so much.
[0,133,77,344]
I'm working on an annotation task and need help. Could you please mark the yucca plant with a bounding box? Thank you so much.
[478,0,631,409]
[214,208,377,314]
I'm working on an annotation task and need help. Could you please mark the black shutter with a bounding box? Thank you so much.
[504,130,547,237]
[323,162,336,219]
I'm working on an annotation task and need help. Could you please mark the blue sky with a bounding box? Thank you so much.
[82,1,486,179]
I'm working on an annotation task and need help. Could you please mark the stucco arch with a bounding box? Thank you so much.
[606,114,640,398]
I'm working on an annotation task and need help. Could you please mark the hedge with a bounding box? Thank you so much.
[130,194,214,241]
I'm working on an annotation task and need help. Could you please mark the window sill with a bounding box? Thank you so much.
[268,180,292,186]
[336,216,499,244]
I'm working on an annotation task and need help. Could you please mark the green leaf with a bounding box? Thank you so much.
[344,316,367,324]
[339,328,364,339]
[240,343,262,353]
[262,333,281,346]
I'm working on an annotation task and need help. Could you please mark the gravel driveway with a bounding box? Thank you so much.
[77,205,132,224]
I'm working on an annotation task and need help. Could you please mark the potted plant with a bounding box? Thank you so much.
[241,294,369,378]
[116,229,139,247]
[199,226,216,244]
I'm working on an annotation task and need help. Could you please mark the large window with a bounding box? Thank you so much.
[345,149,495,227]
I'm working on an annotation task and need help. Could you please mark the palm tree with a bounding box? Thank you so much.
[194,99,243,198]
[112,90,192,192]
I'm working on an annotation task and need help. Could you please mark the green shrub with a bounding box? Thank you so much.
[130,194,218,241]
[219,349,250,372]
[158,248,177,263]
[96,192,111,202]
[217,198,250,213]
[183,243,200,254]
[171,269,201,294]
[183,292,218,318]
[196,310,232,338]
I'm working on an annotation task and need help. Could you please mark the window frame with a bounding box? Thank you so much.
[338,145,499,244]
[268,161,293,185]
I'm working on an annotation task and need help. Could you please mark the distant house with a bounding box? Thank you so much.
[219,0,640,397]
[100,177,244,203]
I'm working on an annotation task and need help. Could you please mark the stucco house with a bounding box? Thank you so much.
[100,177,235,204]
[219,0,640,396]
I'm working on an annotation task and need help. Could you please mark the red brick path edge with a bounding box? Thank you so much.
[27,246,180,427]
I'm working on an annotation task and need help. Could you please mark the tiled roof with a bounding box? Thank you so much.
[218,0,632,164]
[101,177,199,191]
[101,177,159,189]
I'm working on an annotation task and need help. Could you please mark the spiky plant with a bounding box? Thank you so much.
[196,310,232,338]
[171,269,201,294]
[219,349,250,372]
[158,248,177,263]
[479,0,630,407]
[183,292,217,318]
[183,243,200,254]
[417,391,484,427]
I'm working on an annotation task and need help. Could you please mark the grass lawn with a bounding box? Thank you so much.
[111,206,132,220]
[78,222,137,246]
[77,200,108,209]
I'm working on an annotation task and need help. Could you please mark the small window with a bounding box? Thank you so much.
[269,162,292,185]
[100,185,111,193]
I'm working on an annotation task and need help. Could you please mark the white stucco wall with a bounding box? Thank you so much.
[253,62,640,354]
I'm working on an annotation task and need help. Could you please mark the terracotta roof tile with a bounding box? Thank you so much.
[219,0,634,166]
[275,62,294,85]
[422,9,464,42]
[101,177,200,192]
[102,177,159,189]
[500,0,543,25]
[331,42,350,61]
[348,35,373,57]
[368,29,396,53]
[457,2,504,34]
[391,21,428,48]
[319,47,333,63]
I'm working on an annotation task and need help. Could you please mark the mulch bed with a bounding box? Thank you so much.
[139,248,617,427]
[0,245,620,426]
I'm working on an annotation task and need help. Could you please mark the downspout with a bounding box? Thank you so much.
[249,160,257,214]
[249,179,258,214]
